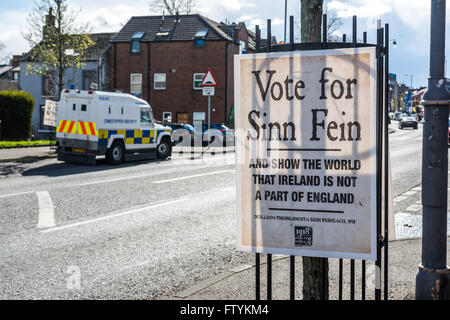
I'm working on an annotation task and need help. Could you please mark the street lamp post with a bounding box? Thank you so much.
[415,0,450,300]
[405,74,413,91]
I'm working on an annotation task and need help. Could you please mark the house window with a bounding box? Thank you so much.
[193,73,205,90]
[177,112,189,124]
[193,29,208,48]
[240,40,247,54]
[81,104,87,112]
[131,39,140,53]
[154,73,166,90]
[130,32,145,54]
[42,75,55,97]
[194,39,205,47]
[83,70,97,90]
[130,73,143,96]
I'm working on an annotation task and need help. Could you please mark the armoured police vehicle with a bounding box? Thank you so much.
[55,89,172,165]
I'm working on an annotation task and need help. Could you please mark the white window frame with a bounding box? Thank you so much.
[154,73,166,90]
[193,73,205,90]
[130,73,143,95]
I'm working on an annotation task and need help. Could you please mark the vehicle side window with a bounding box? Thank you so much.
[81,104,87,112]
[141,109,151,124]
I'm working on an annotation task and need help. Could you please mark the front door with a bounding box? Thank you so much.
[177,112,189,124]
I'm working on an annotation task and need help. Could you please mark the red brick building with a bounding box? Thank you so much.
[108,14,253,126]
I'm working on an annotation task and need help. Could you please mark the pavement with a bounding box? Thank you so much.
[161,237,450,300]
[0,146,56,163]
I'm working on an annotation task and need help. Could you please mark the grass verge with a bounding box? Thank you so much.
[0,140,56,149]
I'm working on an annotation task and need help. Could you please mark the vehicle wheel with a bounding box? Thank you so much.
[157,138,172,159]
[399,125,402,130]
[106,140,125,165]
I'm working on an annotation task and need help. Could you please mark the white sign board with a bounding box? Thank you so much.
[43,100,58,127]
[235,48,377,260]
[193,112,206,121]
[202,87,215,96]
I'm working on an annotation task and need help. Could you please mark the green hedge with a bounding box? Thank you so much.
[0,91,34,140]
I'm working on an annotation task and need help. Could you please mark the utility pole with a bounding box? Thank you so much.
[415,0,450,300]
[405,74,413,91]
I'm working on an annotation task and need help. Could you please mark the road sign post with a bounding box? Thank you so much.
[201,69,217,130]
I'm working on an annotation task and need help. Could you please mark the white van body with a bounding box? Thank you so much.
[55,89,172,165]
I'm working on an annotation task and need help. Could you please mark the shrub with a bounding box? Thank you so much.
[0,91,34,140]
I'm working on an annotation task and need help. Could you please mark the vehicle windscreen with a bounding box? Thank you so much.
[141,108,152,124]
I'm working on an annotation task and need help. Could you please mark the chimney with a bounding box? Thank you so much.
[175,11,179,23]
[43,7,55,40]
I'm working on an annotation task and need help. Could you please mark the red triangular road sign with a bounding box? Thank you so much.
[201,69,217,87]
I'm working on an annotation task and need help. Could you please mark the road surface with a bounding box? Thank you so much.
[0,124,448,298]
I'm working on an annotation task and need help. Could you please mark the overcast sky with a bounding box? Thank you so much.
[0,0,448,88]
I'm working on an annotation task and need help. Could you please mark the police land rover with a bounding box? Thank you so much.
[55,89,172,165]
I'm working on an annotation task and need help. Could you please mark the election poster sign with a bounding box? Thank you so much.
[43,100,58,127]
[235,48,377,260]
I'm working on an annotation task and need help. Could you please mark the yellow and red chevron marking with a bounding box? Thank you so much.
[77,121,98,136]
[57,120,77,134]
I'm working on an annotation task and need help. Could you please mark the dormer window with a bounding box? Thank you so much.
[131,32,145,53]
[193,29,208,48]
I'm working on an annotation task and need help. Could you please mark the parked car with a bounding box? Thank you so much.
[166,123,196,145]
[398,116,418,130]
[393,111,403,121]
[388,112,395,120]
[200,123,235,146]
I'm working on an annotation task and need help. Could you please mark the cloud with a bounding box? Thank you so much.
[391,0,429,31]
[214,0,256,12]
[328,0,392,19]
[74,1,150,32]
[0,9,31,54]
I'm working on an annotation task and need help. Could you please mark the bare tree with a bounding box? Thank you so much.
[295,6,342,42]
[22,0,95,98]
[0,41,9,65]
[326,11,343,41]
[149,0,197,15]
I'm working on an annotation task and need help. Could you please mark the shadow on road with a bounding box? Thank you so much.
[0,146,236,178]
[19,157,171,178]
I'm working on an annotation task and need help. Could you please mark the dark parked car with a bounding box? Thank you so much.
[200,123,235,146]
[398,116,418,130]
[166,123,197,145]
[394,111,403,121]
